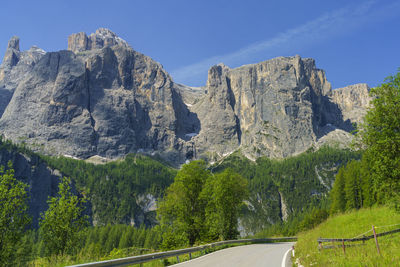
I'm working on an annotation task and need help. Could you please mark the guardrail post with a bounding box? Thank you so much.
[176,255,180,263]
[189,252,192,260]
[372,225,381,255]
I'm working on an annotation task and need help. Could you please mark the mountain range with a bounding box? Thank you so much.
[0,28,370,165]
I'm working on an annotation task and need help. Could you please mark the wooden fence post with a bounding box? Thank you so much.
[342,239,345,255]
[372,225,381,255]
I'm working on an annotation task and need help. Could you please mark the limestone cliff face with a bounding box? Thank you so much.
[0,29,370,164]
[192,56,350,160]
[329,83,370,128]
[0,29,198,163]
[0,36,45,115]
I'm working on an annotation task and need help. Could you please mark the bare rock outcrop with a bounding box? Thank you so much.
[330,83,370,128]
[67,28,129,53]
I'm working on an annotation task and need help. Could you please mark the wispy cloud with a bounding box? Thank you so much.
[171,0,400,86]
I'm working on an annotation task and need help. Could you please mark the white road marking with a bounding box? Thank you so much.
[281,248,292,267]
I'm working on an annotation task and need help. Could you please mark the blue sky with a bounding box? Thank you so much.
[1,0,400,88]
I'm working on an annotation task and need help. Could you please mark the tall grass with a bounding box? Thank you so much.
[295,206,400,266]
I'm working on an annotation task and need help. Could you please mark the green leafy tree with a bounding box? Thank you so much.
[204,169,248,240]
[158,160,211,247]
[39,177,89,256]
[360,70,400,203]
[0,163,30,266]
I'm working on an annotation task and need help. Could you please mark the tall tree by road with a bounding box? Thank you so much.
[39,177,89,256]
[0,163,30,266]
[158,160,211,247]
[360,70,400,204]
[204,169,248,240]
[158,161,249,247]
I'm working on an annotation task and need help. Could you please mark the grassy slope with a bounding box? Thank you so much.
[295,206,400,266]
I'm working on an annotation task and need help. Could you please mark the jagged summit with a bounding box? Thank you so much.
[7,36,20,50]
[67,28,130,53]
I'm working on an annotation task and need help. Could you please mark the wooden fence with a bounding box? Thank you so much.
[317,226,400,255]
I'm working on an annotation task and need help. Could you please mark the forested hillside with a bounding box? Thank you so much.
[0,136,362,265]
[212,146,361,234]
[42,154,177,226]
[1,134,360,233]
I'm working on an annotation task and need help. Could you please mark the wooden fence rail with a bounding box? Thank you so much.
[68,237,297,267]
[317,227,400,254]
[317,228,400,243]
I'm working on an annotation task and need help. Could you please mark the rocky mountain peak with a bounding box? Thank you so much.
[0,35,46,122]
[67,28,129,53]
[2,36,21,68]
[7,36,20,51]
[27,45,46,55]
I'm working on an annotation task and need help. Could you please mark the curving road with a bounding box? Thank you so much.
[172,242,295,267]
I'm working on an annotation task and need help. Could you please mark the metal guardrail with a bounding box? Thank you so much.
[68,237,297,267]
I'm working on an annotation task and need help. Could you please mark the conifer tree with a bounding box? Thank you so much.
[330,167,346,213]
[344,161,362,210]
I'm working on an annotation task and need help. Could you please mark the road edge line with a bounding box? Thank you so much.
[281,247,292,267]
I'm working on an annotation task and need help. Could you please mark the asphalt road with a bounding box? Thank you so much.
[172,242,295,267]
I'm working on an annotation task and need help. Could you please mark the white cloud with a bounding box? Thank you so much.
[171,0,400,86]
